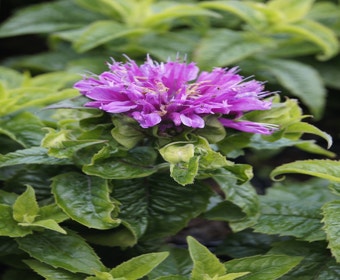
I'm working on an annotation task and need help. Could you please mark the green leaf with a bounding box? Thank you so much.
[285,122,332,149]
[83,146,159,179]
[212,168,259,232]
[19,219,67,235]
[199,1,267,28]
[0,0,99,37]
[0,204,32,237]
[0,112,46,147]
[17,230,106,274]
[224,255,302,280]
[29,71,80,91]
[0,190,18,205]
[267,0,314,22]
[270,19,339,60]
[187,236,226,280]
[112,174,212,241]
[52,172,120,229]
[75,0,129,19]
[322,200,340,262]
[267,240,340,279]
[73,20,147,53]
[259,58,326,118]
[110,252,169,279]
[0,66,24,89]
[24,259,86,280]
[111,115,145,149]
[0,147,71,168]
[253,199,325,241]
[170,156,199,186]
[270,159,340,182]
[13,186,39,224]
[194,29,274,69]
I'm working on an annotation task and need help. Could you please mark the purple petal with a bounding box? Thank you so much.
[180,114,205,128]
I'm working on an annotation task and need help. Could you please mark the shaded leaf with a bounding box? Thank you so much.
[52,172,120,229]
[17,230,106,274]
[322,200,340,262]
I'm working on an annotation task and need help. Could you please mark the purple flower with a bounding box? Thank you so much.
[74,55,277,134]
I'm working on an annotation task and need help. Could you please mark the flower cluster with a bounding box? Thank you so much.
[74,55,276,134]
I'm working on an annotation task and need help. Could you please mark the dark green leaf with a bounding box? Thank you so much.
[17,230,106,274]
[0,0,100,37]
[0,147,71,168]
[52,172,120,229]
[322,200,340,262]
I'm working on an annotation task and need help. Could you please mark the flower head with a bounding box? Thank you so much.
[74,55,276,134]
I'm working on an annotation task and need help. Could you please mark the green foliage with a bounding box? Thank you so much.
[1,0,340,279]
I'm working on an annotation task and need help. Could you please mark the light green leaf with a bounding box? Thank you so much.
[0,0,99,37]
[271,159,340,182]
[194,29,274,69]
[17,230,106,274]
[0,66,24,89]
[73,20,147,53]
[270,19,339,60]
[29,71,80,90]
[0,204,32,237]
[170,156,199,186]
[285,122,332,149]
[159,142,195,165]
[188,236,226,280]
[110,252,169,280]
[24,259,85,280]
[52,172,120,229]
[13,186,39,224]
[111,115,145,149]
[199,1,267,28]
[260,58,326,118]
[224,255,302,280]
[322,200,340,262]
[267,0,314,22]
[20,219,67,235]
[0,147,71,168]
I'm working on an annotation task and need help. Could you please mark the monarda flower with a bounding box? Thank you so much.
[74,55,277,134]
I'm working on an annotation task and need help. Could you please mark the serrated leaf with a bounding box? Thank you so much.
[271,159,340,182]
[52,172,120,229]
[224,255,302,280]
[13,186,39,224]
[0,0,99,38]
[0,147,71,168]
[188,236,226,280]
[260,58,326,118]
[253,199,325,241]
[110,252,169,279]
[17,230,106,274]
[194,29,273,69]
[0,204,32,237]
[112,174,212,241]
[322,200,340,262]
[268,240,340,279]
[73,20,147,53]
[24,259,86,280]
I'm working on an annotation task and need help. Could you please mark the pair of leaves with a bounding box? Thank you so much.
[0,186,67,237]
